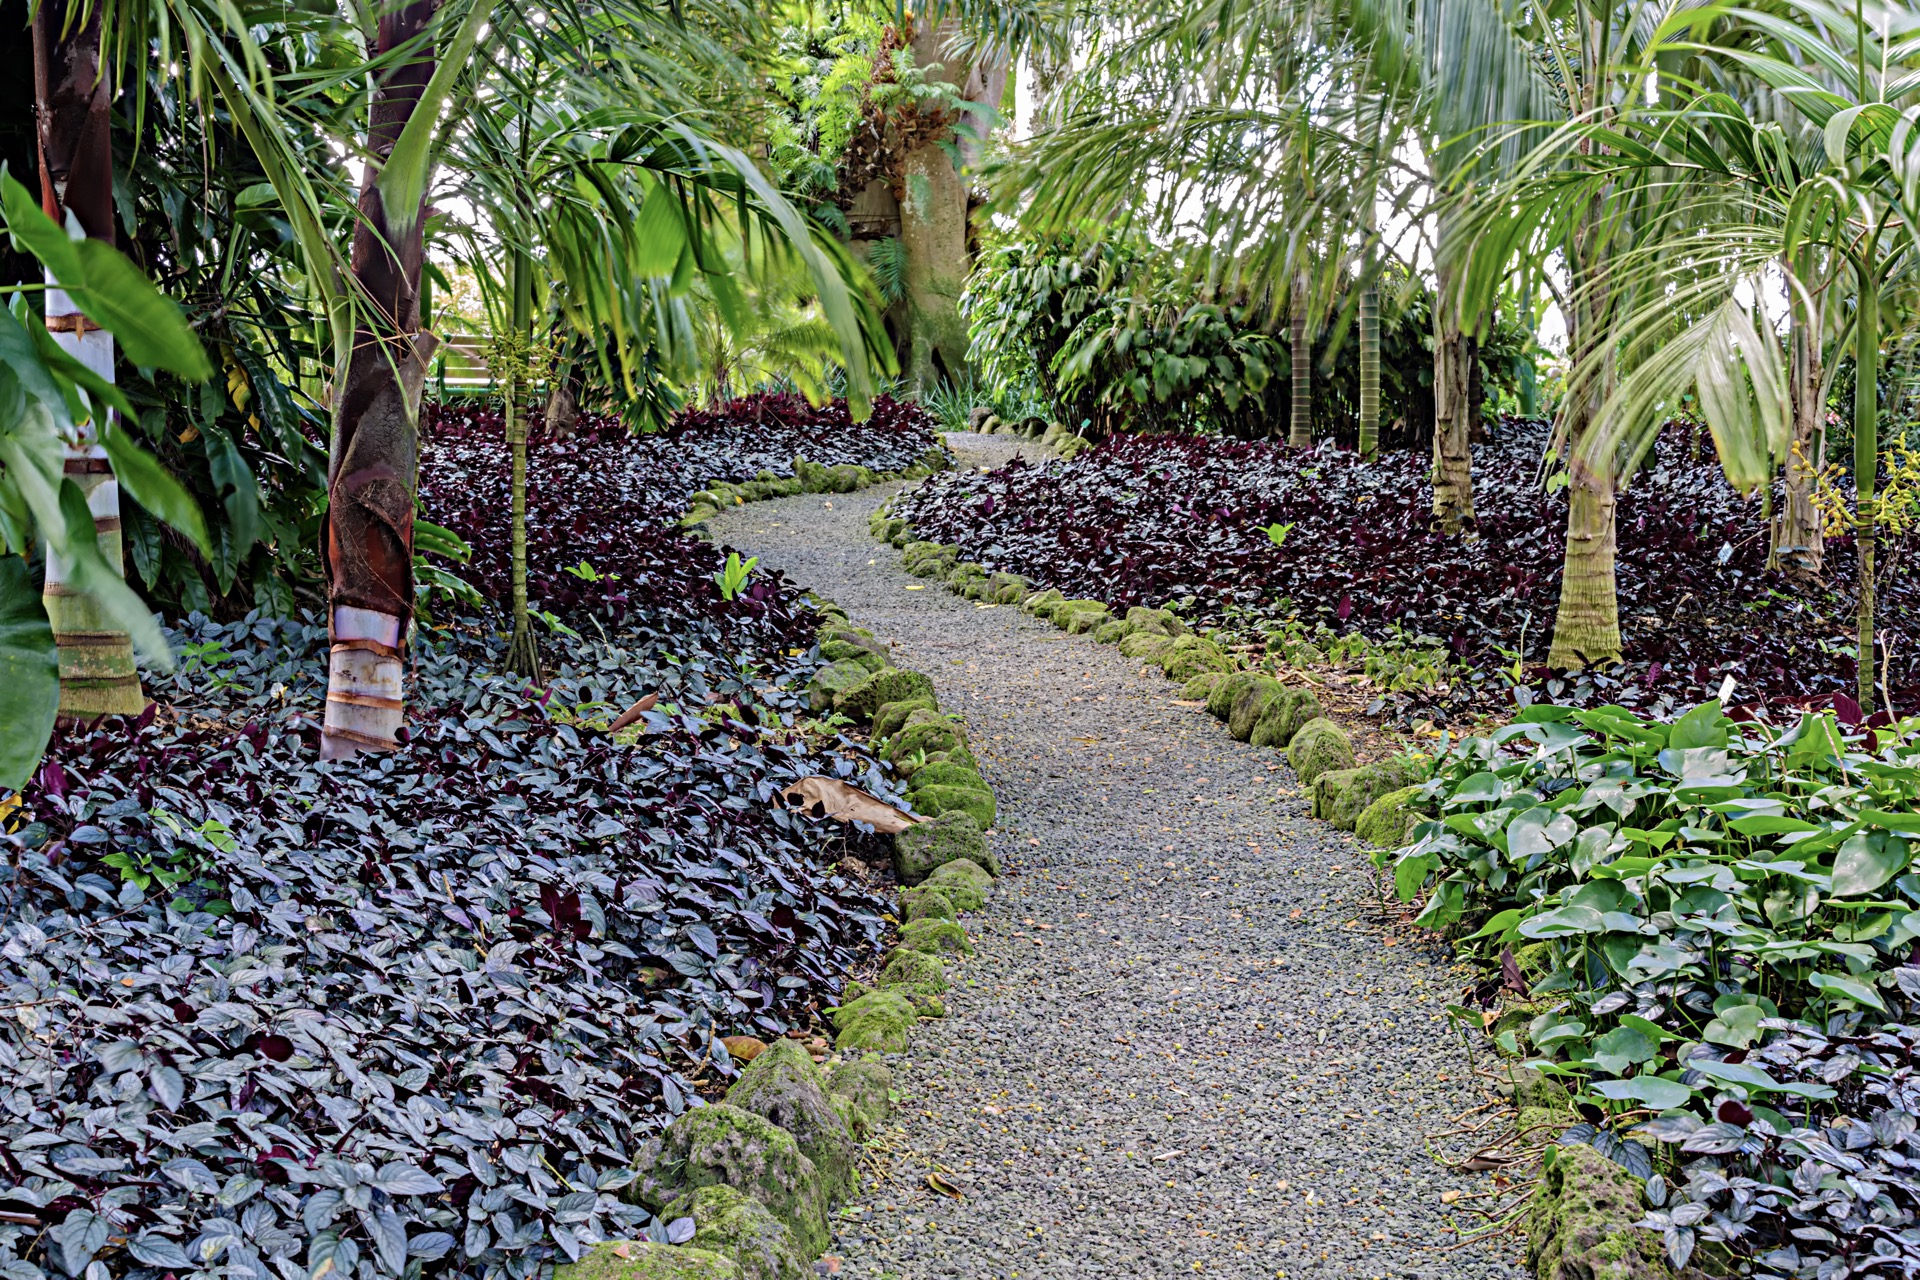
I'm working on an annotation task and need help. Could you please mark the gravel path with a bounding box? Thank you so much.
[706,434,1524,1280]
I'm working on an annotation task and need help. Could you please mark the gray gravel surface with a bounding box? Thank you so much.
[706,434,1525,1280]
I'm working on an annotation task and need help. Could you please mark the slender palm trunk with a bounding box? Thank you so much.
[33,1,144,720]
[504,247,539,680]
[1854,260,1879,713]
[1358,281,1380,459]
[1774,304,1825,579]
[1288,275,1310,448]
[321,0,439,759]
[1547,457,1622,668]
[1431,264,1475,531]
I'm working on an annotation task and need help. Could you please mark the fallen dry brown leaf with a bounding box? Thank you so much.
[781,777,922,834]
[606,693,659,733]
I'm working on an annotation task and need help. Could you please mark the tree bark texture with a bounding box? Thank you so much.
[1854,263,1879,714]
[1431,317,1476,530]
[34,0,144,720]
[900,15,975,393]
[321,0,439,759]
[1546,459,1623,669]
[1358,282,1380,458]
[504,248,539,680]
[1774,309,1825,579]
[1288,277,1310,448]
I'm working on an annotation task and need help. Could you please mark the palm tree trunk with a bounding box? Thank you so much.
[504,246,539,680]
[33,1,144,720]
[320,0,439,759]
[1288,275,1310,448]
[1431,312,1475,529]
[1547,457,1622,668]
[1773,301,1825,580]
[1854,259,1879,714]
[1358,280,1380,459]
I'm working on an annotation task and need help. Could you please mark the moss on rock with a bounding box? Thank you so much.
[1021,588,1064,617]
[557,1242,739,1280]
[899,884,957,922]
[657,1186,802,1280]
[724,1040,857,1204]
[1354,785,1423,849]
[1161,636,1233,682]
[1227,677,1286,741]
[1125,606,1188,638]
[627,1105,830,1256]
[897,917,972,956]
[878,947,948,992]
[1206,670,1265,719]
[822,1057,893,1143]
[909,761,987,792]
[1324,760,1418,831]
[1092,618,1130,644]
[1249,688,1323,749]
[1062,604,1111,634]
[806,655,887,711]
[1118,632,1174,663]
[872,698,937,741]
[1180,671,1228,700]
[1310,767,1361,822]
[1288,717,1354,783]
[887,714,967,770]
[893,810,994,883]
[922,858,992,909]
[838,668,935,721]
[831,989,918,1053]
[1526,1142,1678,1280]
[908,782,995,830]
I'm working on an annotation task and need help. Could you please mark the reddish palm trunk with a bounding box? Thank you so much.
[34,0,144,719]
[321,0,440,759]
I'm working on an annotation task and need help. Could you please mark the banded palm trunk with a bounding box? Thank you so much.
[1430,299,1476,529]
[1546,323,1622,670]
[321,0,440,759]
[1357,280,1380,459]
[34,1,144,720]
[1773,304,1825,580]
[1853,261,1880,713]
[503,247,539,680]
[1288,275,1310,448]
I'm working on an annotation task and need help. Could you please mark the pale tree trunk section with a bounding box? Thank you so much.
[34,1,144,720]
[1358,284,1380,458]
[321,0,439,759]
[1547,459,1622,668]
[900,15,979,393]
[1773,308,1825,579]
[1288,276,1310,448]
[1431,305,1476,530]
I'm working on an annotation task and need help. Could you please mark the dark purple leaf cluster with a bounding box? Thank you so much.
[418,395,934,632]
[0,608,900,1280]
[889,422,1918,715]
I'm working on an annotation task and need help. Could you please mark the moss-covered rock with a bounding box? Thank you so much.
[887,714,968,769]
[1226,676,1287,741]
[898,884,958,922]
[1055,434,1094,460]
[908,782,995,830]
[871,698,936,741]
[908,761,987,792]
[1125,606,1189,638]
[922,857,992,909]
[1022,588,1065,617]
[896,917,972,956]
[1503,1066,1573,1111]
[991,582,1027,605]
[1161,636,1233,682]
[723,1039,857,1203]
[1526,1142,1677,1280]
[1062,604,1111,634]
[1323,759,1418,831]
[986,572,1027,601]
[822,1057,893,1143]
[826,464,864,493]
[1249,688,1324,749]
[1287,717,1355,784]
[806,656,887,711]
[838,668,935,721]
[657,1186,803,1280]
[830,989,918,1053]
[557,1242,739,1280]
[1118,631,1175,663]
[1091,618,1130,644]
[1178,671,1227,700]
[1205,670,1263,719]
[877,946,948,993]
[1310,767,1359,821]
[627,1105,830,1256]
[681,505,720,526]
[892,809,993,883]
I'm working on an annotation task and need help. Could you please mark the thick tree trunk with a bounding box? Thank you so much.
[1431,317,1476,530]
[1774,309,1825,579]
[33,1,144,720]
[1358,281,1380,459]
[1547,460,1622,668]
[321,0,439,759]
[900,16,974,392]
[1288,276,1310,448]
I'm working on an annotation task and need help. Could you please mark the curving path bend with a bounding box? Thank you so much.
[706,434,1524,1280]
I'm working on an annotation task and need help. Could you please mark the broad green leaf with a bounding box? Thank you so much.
[98,421,208,556]
[1730,815,1821,836]
[1590,1026,1655,1075]
[1702,1003,1764,1049]
[376,0,500,239]
[1446,771,1504,806]
[52,479,170,668]
[202,426,260,559]
[1508,806,1577,859]
[1393,851,1436,903]
[0,175,80,283]
[1619,1013,1677,1043]
[1462,907,1523,941]
[1590,1076,1693,1109]
[0,556,57,791]
[69,241,212,378]
[1864,810,1920,834]
[1518,904,1606,938]
[1688,1057,1835,1100]
[1810,971,1886,1012]
[1668,701,1730,750]
[1571,826,1620,875]
[1831,832,1908,897]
